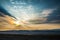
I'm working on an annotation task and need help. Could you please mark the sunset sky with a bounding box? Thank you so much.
[0,0,60,24]
[0,0,60,31]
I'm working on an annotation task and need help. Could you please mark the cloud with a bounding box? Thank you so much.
[28,8,57,24]
[41,8,56,17]
[49,20,60,23]
[0,12,15,28]
[46,8,60,23]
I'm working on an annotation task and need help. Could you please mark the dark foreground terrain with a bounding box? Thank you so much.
[0,34,60,40]
[0,30,60,40]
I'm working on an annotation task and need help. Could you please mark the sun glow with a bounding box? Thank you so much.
[1,0,38,26]
[13,17,29,26]
[14,21,20,26]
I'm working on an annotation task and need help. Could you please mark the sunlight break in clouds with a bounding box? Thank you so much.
[0,0,58,24]
[2,3,38,24]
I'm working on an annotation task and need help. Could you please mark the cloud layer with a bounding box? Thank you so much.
[0,12,15,28]
[28,8,57,24]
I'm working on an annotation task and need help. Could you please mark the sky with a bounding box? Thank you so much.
[0,0,60,24]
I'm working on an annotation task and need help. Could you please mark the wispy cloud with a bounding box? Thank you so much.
[41,8,57,17]
[0,12,15,28]
[29,8,57,24]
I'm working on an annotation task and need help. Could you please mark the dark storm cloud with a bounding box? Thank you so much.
[0,6,16,18]
[0,6,12,16]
